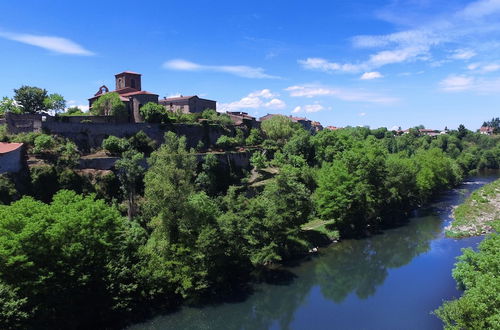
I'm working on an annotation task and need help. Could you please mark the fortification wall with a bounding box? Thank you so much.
[79,150,251,171]
[39,121,233,152]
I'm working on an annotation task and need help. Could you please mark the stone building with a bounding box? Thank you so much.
[159,95,216,114]
[88,71,159,123]
[0,142,24,173]
[226,111,259,129]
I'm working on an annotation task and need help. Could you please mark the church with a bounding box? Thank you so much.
[88,71,217,123]
[88,71,159,123]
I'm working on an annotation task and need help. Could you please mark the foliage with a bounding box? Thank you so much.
[216,135,239,149]
[32,134,56,154]
[201,109,233,126]
[116,150,145,220]
[246,128,263,146]
[102,135,130,156]
[60,106,86,116]
[30,165,58,202]
[261,115,299,146]
[446,179,500,237]
[91,92,127,117]
[0,190,147,328]
[43,93,66,113]
[128,131,156,156]
[0,97,21,115]
[0,175,17,205]
[250,151,267,170]
[482,117,500,133]
[435,221,500,329]
[13,85,48,114]
[139,102,167,123]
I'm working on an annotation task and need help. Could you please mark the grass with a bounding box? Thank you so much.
[446,179,500,238]
[302,218,340,241]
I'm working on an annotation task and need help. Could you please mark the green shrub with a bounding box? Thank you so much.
[32,134,55,154]
[30,165,58,202]
[102,136,129,156]
[0,175,17,204]
[216,135,238,149]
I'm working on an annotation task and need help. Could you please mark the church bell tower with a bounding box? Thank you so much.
[115,71,142,91]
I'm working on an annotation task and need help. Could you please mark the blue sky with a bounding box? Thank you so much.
[1,0,499,129]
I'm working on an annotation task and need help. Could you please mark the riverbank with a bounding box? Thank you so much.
[445,178,500,237]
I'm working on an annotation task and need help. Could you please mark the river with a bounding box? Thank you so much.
[129,173,498,330]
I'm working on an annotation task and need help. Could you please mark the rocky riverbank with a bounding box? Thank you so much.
[446,179,500,237]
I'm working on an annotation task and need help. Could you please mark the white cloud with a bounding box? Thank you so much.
[450,49,477,60]
[300,1,500,74]
[358,112,367,117]
[440,74,500,93]
[0,31,94,55]
[285,84,399,104]
[219,89,286,111]
[360,71,383,80]
[292,104,325,113]
[440,75,474,91]
[163,59,280,79]
[66,100,90,112]
[468,62,500,73]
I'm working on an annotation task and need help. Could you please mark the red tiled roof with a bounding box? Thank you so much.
[0,142,23,154]
[119,90,158,97]
[115,71,141,76]
[480,126,493,132]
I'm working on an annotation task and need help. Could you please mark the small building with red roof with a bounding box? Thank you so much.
[0,142,24,173]
[479,126,494,135]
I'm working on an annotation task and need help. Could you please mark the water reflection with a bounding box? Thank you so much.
[130,174,497,330]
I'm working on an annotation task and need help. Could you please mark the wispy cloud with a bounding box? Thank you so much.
[163,59,280,79]
[285,84,399,104]
[300,0,500,74]
[360,71,384,80]
[292,103,326,113]
[440,74,500,92]
[467,62,500,73]
[450,49,477,60]
[0,31,94,55]
[219,89,286,111]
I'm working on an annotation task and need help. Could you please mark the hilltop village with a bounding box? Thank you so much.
[2,70,496,177]
[0,71,499,330]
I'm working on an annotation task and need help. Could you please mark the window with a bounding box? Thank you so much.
[131,78,136,89]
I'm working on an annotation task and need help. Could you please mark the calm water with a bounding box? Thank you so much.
[130,173,498,330]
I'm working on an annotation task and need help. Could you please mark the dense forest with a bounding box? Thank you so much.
[0,111,499,329]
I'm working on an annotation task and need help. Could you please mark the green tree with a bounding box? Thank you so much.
[116,150,145,220]
[102,135,130,156]
[143,132,197,244]
[91,92,127,117]
[43,93,66,114]
[435,221,500,329]
[0,97,21,115]
[64,106,85,116]
[139,102,167,123]
[13,86,48,114]
[261,115,299,146]
[0,191,147,328]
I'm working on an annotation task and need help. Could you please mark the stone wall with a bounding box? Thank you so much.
[0,146,24,173]
[78,150,251,171]
[41,121,233,152]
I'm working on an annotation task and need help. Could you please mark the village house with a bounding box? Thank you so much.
[88,71,159,123]
[0,142,24,173]
[226,111,259,129]
[159,95,216,114]
[479,126,494,135]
